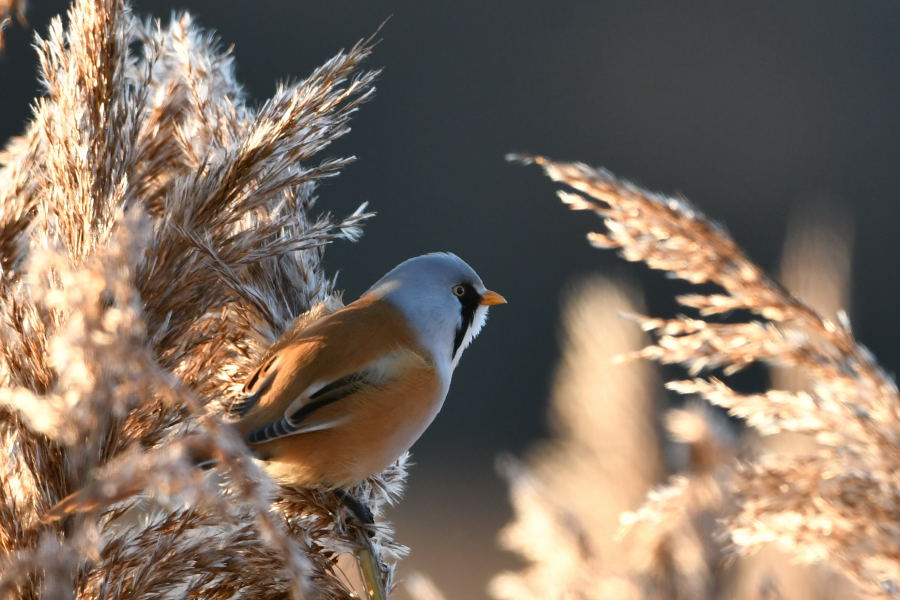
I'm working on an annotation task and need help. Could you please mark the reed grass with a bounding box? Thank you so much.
[4,1,896,597]
[503,155,899,598]
[0,0,406,598]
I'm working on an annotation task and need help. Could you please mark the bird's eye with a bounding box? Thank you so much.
[452,284,466,297]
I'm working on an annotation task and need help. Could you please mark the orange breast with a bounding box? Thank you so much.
[258,362,443,488]
[238,294,447,488]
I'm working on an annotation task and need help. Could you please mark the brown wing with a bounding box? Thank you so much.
[233,294,428,442]
[245,370,369,443]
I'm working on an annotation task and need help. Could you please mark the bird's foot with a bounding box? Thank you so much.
[333,488,375,537]
[332,489,384,599]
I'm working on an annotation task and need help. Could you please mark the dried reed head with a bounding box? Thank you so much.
[514,154,900,598]
[0,0,408,597]
[492,278,737,600]
[731,206,860,600]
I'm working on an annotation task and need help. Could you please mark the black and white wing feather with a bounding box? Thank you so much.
[229,354,280,418]
[245,372,369,444]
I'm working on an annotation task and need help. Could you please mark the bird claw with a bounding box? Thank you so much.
[333,489,375,537]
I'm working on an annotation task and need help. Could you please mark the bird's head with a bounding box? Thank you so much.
[366,252,506,370]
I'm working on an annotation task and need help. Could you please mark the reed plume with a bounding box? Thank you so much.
[492,279,735,600]
[0,0,409,597]
[490,279,662,600]
[731,207,859,599]
[511,155,899,598]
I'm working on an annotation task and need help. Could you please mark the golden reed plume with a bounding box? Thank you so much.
[500,155,898,599]
[0,1,412,598]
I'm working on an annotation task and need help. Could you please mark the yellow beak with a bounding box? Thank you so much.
[480,290,507,306]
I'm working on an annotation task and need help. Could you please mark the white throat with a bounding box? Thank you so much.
[452,305,488,369]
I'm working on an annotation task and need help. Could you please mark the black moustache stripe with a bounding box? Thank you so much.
[452,285,481,360]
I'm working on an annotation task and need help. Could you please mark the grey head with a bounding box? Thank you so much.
[365,252,505,371]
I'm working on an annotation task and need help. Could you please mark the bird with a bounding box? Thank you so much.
[43,253,503,600]
[44,252,505,523]
[229,251,506,491]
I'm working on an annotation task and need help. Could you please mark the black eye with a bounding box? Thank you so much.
[452,284,466,297]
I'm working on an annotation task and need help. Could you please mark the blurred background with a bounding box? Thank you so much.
[1,2,898,597]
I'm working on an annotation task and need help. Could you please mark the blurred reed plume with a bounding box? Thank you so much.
[490,278,663,600]
[404,572,448,600]
[491,279,735,600]
[503,155,898,598]
[0,0,411,597]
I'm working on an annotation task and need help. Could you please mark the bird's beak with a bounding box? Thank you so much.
[480,290,507,306]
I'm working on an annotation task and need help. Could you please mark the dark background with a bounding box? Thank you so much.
[2,2,898,597]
